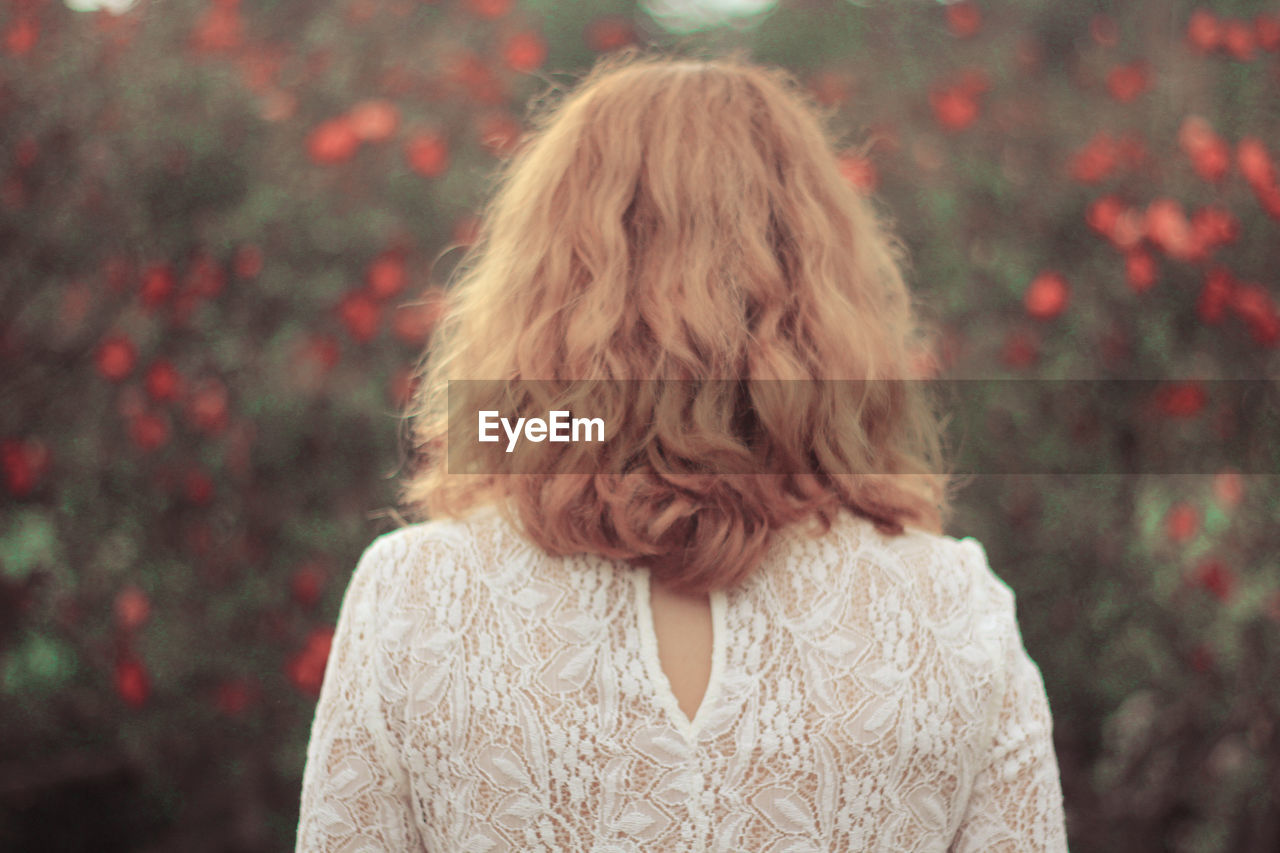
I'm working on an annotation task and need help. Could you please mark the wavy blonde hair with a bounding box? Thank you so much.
[398,49,951,595]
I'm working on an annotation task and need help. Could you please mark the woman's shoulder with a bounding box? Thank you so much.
[363,504,507,557]
[804,510,1015,619]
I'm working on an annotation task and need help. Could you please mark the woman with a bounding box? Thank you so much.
[296,50,1068,851]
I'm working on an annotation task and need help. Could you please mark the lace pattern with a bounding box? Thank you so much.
[296,507,1068,851]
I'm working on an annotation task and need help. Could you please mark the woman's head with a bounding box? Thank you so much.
[399,49,950,594]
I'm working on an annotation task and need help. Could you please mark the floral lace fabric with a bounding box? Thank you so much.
[296,506,1068,852]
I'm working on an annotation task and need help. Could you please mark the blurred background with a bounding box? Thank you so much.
[2,0,1278,850]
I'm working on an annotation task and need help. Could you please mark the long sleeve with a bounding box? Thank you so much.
[949,539,1069,853]
[296,534,422,852]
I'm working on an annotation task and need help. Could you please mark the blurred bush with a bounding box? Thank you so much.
[1,0,1278,850]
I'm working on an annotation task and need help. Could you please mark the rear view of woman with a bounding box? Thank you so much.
[296,50,1068,852]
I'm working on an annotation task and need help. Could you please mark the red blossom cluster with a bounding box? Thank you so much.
[114,656,150,708]
[1153,381,1207,418]
[189,0,245,54]
[944,1,982,39]
[1023,272,1069,320]
[306,99,402,165]
[444,50,507,105]
[1069,131,1147,183]
[1186,9,1280,60]
[1197,268,1280,346]
[929,69,989,132]
[1186,558,1236,602]
[85,251,247,456]
[836,151,878,194]
[584,16,636,54]
[1105,61,1150,103]
[501,31,547,73]
[291,562,327,608]
[2,10,39,56]
[2,437,51,497]
[1237,137,1280,219]
[287,626,335,696]
[1178,116,1231,182]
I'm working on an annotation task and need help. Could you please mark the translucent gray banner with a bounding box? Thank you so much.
[443,380,1280,475]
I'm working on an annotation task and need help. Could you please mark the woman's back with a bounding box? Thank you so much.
[296,507,1065,851]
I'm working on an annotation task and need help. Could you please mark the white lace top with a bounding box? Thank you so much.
[296,506,1068,852]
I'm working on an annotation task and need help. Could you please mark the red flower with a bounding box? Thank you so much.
[187,379,230,434]
[1178,115,1231,182]
[114,586,151,631]
[999,329,1039,369]
[945,1,982,38]
[292,563,326,608]
[405,131,449,177]
[296,334,342,375]
[1237,137,1277,189]
[2,437,51,497]
[392,292,446,346]
[1085,196,1143,250]
[467,0,512,18]
[139,263,175,308]
[502,31,547,73]
[1197,267,1235,324]
[1257,14,1280,52]
[1069,133,1119,184]
[1221,19,1256,60]
[837,153,878,193]
[446,52,505,104]
[347,99,399,143]
[114,657,150,708]
[1154,382,1206,418]
[1212,469,1244,508]
[183,467,214,505]
[129,412,170,451]
[189,4,243,53]
[929,87,978,131]
[337,291,381,343]
[287,627,335,696]
[366,251,407,300]
[144,360,184,403]
[1143,198,1195,260]
[307,117,360,165]
[1106,61,1149,102]
[3,16,38,56]
[1189,206,1239,254]
[1188,559,1235,602]
[95,335,137,382]
[1186,9,1221,53]
[1254,184,1280,221]
[1125,250,1157,293]
[1165,502,1200,543]
[1024,272,1069,320]
[584,16,634,53]
[1229,283,1280,346]
[1085,195,1124,236]
[477,112,523,158]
